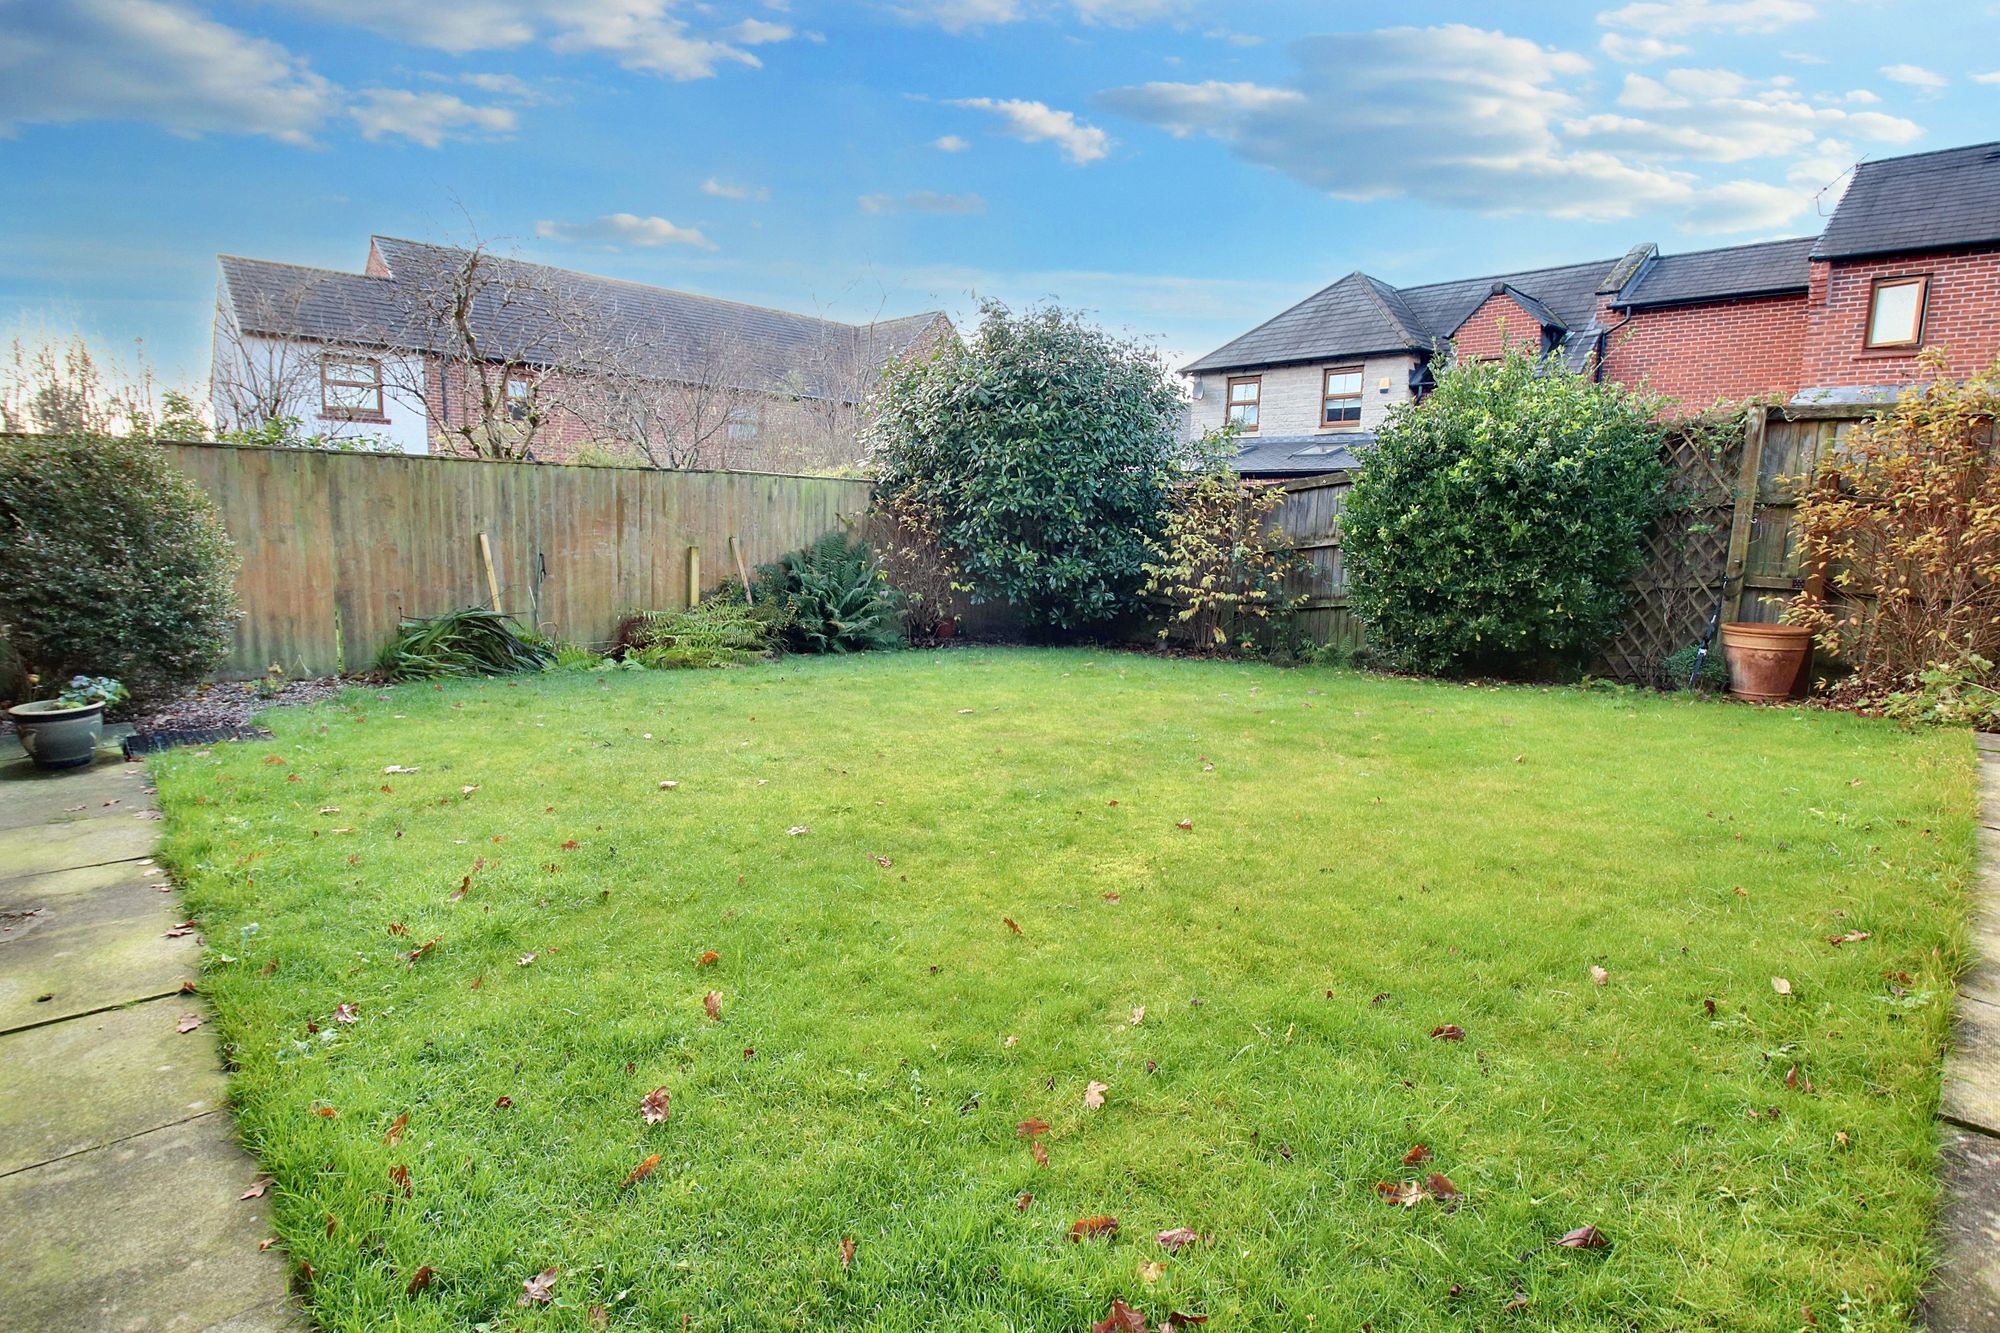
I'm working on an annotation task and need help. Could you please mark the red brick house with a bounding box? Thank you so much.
[1185,140,2000,477]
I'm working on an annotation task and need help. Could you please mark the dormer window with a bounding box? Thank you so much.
[1864,275,1928,349]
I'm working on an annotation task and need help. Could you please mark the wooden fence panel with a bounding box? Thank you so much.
[161,444,871,679]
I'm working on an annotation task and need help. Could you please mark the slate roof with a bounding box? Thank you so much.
[219,237,947,403]
[1229,433,1374,477]
[1183,256,1620,375]
[1611,237,1816,309]
[1814,141,2000,260]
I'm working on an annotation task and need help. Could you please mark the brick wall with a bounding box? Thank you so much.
[1800,247,2000,387]
[1451,292,1546,361]
[1599,292,1807,408]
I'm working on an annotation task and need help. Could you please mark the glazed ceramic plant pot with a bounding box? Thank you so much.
[1720,623,1814,704]
[6,699,106,770]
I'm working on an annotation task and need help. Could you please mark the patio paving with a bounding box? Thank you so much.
[0,732,300,1333]
[1922,733,2000,1332]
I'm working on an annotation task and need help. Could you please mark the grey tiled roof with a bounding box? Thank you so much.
[1612,237,1816,308]
[1229,433,1374,476]
[219,238,947,403]
[1184,257,1619,375]
[1814,141,2000,259]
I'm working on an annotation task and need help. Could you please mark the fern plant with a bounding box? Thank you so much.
[755,532,903,654]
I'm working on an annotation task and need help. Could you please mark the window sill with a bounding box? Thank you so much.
[1314,425,1362,434]
[320,413,391,425]
[1852,346,1922,359]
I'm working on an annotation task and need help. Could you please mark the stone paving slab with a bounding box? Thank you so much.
[0,858,158,910]
[1921,1127,2000,1333]
[0,890,197,1032]
[0,750,149,833]
[0,995,226,1176]
[0,1113,296,1333]
[1943,994,2000,1137]
[0,815,162,880]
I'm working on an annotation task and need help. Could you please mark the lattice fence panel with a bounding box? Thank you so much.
[1596,427,1743,684]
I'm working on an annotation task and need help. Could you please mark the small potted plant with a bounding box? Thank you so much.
[7,675,127,770]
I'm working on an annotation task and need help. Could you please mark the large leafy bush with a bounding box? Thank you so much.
[0,433,240,699]
[868,301,1190,633]
[1343,349,1667,675]
[1790,351,2000,705]
[754,531,902,653]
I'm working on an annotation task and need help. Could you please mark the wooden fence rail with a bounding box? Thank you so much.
[161,443,872,679]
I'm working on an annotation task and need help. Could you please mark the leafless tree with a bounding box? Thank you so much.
[1,334,165,436]
[569,325,768,470]
[384,239,601,461]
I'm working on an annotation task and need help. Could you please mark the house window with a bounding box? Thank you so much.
[321,356,383,419]
[505,373,534,422]
[725,404,761,441]
[1226,376,1261,431]
[1322,367,1363,428]
[1864,275,1928,349]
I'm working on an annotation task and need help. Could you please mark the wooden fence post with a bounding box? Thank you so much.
[686,545,701,609]
[1723,404,1770,624]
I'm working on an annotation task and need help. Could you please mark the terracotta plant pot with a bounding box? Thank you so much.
[934,617,958,641]
[6,699,107,769]
[1720,623,1814,703]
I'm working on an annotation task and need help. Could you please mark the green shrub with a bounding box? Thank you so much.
[376,608,554,681]
[1661,642,1729,692]
[618,597,769,669]
[1343,347,1667,676]
[868,301,1193,633]
[0,433,240,701]
[754,531,902,654]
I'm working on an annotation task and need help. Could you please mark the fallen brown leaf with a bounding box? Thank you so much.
[641,1087,671,1123]
[1017,1118,1050,1138]
[1589,965,1609,986]
[385,1113,408,1146]
[388,1163,411,1197]
[1176,819,1193,831]
[1375,1180,1431,1207]
[176,1013,202,1034]
[240,1176,274,1200]
[622,1154,661,1189]
[1092,1298,1147,1333]
[839,1236,856,1270]
[1430,1024,1466,1042]
[1138,1260,1165,1284]
[1129,1006,1145,1027]
[1401,1144,1432,1166]
[1426,1171,1462,1202]
[696,950,719,968]
[1069,1215,1119,1242]
[1156,1226,1207,1252]
[1016,1191,1034,1212]
[518,1267,559,1306]
[1004,917,1022,935]
[1829,931,1871,946]
[1030,1140,1050,1168]
[703,991,722,1021]
[332,1002,359,1024]
[405,1265,435,1296]
[1084,1080,1109,1110]
[1771,977,1793,997]
[1556,1224,1608,1249]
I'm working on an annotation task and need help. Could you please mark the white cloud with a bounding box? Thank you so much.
[933,134,971,152]
[895,0,1188,30]
[701,178,769,200]
[350,89,516,146]
[283,0,795,79]
[859,191,988,215]
[1599,33,1691,63]
[0,0,338,143]
[896,0,1021,32]
[1880,63,1948,90]
[1598,0,1817,37]
[1102,24,1916,234]
[948,97,1111,163]
[534,213,717,250]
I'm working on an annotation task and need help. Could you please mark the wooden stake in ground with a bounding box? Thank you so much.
[730,535,754,606]
[478,532,503,612]
[686,545,701,609]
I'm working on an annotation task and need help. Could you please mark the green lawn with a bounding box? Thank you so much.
[153,649,1976,1332]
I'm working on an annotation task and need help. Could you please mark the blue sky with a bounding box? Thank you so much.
[1,0,1996,387]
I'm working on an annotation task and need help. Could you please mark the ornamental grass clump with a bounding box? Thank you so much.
[1789,350,2000,718]
[375,607,554,681]
[1342,346,1667,677]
